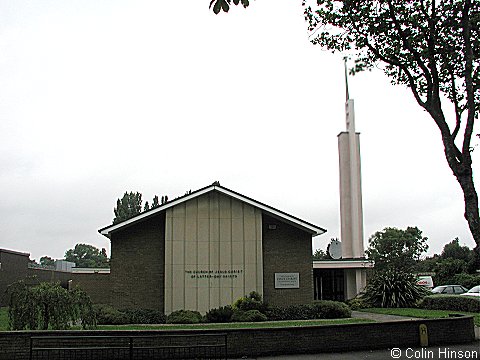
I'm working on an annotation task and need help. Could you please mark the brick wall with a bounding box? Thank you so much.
[0,250,29,306]
[26,268,71,288]
[110,212,165,311]
[262,214,313,307]
[0,316,475,360]
[70,273,111,305]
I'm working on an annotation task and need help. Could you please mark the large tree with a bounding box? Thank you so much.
[366,226,429,272]
[210,1,480,254]
[64,243,109,268]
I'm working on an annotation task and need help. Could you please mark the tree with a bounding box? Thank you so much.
[312,248,329,260]
[64,244,109,268]
[211,1,480,256]
[366,226,429,272]
[39,256,54,267]
[209,0,250,14]
[8,280,96,330]
[113,191,143,224]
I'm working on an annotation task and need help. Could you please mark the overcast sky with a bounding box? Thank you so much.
[0,0,478,262]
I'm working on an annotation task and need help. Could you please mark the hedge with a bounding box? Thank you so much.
[420,295,480,313]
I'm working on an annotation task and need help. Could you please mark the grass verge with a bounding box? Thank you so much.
[360,307,480,327]
[97,318,372,330]
[0,307,8,331]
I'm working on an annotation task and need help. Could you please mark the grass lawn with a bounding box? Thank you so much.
[0,307,8,331]
[96,318,371,331]
[361,307,480,327]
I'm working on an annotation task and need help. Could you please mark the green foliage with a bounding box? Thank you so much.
[123,308,166,324]
[231,309,267,322]
[366,227,428,272]
[64,243,109,268]
[420,295,480,313]
[94,304,129,325]
[233,291,266,312]
[209,0,249,14]
[265,301,351,321]
[452,273,480,290]
[113,191,143,224]
[347,297,371,311]
[8,281,96,330]
[204,305,234,323]
[93,305,166,325]
[312,248,329,260]
[39,256,54,267]
[362,270,430,308]
[166,310,203,324]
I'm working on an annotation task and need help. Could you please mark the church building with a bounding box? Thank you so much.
[99,183,326,314]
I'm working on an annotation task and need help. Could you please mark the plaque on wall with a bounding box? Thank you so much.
[275,273,299,289]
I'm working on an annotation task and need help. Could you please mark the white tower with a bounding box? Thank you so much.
[338,59,367,299]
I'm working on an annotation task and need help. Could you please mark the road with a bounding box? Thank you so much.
[242,340,480,360]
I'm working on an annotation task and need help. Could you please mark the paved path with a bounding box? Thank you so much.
[351,310,418,322]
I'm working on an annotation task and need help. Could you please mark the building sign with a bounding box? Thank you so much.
[275,273,299,289]
[185,269,244,279]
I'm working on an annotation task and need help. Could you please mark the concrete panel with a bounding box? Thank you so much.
[184,287,197,310]
[231,218,244,242]
[209,192,220,219]
[220,287,233,306]
[172,217,185,241]
[231,199,243,218]
[244,265,256,291]
[198,218,209,242]
[172,241,185,265]
[172,264,185,291]
[173,202,186,217]
[165,239,173,265]
[197,195,210,219]
[209,241,220,266]
[219,194,231,219]
[197,241,209,266]
[232,286,245,301]
[172,286,185,310]
[185,211,197,242]
[219,218,231,242]
[219,241,232,266]
[197,287,210,313]
[209,218,220,243]
[232,241,244,265]
[244,241,257,265]
[209,286,220,309]
[185,242,197,265]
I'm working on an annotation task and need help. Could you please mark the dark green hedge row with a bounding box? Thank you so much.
[94,305,166,325]
[420,295,480,313]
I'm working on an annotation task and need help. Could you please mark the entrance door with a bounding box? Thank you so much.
[313,269,344,301]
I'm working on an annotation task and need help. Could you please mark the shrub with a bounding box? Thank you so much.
[166,310,203,324]
[231,309,267,322]
[94,304,129,325]
[362,270,429,308]
[420,295,480,313]
[233,291,266,313]
[310,300,351,319]
[452,273,480,290]
[281,304,312,320]
[205,305,234,323]
[347,297,370,310]
[123,308,166,324]
[264,305,288,321]
[8,281,96,330]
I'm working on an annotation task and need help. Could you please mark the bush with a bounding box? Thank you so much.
[347,297,370,310]
[233,291,266,313]
[94,304,129,325]
[362,270,429,308]
[205,305,234,323]
[123,308,166,324]
[452,273,480,290]
[8,281,96,330]
[264,305,288,321]
[231,309,267,322]
[420,295,480,313]
[310,300,351,319]
[281,304,312,320]
[166,310,203,324]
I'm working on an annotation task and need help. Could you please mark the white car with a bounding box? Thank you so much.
[460,285,480,297]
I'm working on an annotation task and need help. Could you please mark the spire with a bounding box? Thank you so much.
[343,56,350,101]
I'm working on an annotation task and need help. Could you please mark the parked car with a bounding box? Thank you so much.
[431,285,468,295]
[416,276,434,289]
[460,285,480,297]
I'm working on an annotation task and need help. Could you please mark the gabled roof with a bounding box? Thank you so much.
[99,184,327,238]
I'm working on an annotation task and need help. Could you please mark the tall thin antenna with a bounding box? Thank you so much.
[343,56,350,101]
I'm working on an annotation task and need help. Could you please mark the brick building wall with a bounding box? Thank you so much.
[110,212,165,311]
[262,214,314,307]
[26,268,71,288]
[71,273,112,305]
[0,249,29,306]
